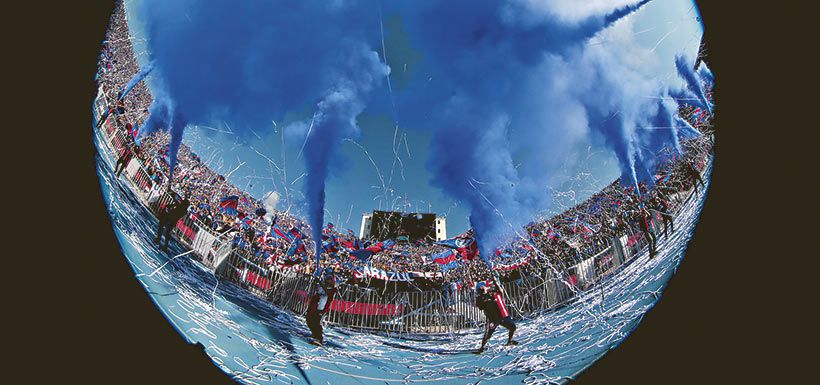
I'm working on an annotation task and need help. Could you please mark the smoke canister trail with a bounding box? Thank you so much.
[675,54,712,113]
[167,108,186,182]
[301,48,388,273]
[424,0,658,265]
[119,61,154,100]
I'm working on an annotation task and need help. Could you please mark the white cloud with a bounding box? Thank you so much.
[263,191,280,219]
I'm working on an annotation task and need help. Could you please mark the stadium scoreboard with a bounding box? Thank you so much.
[360,210,447,242]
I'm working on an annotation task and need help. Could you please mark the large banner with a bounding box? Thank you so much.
[353,266,442,282]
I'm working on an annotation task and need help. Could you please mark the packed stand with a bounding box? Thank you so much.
[96,2,715,295]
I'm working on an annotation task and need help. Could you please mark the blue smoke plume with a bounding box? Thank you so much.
[139,0,383,131]
[138,94,171,139]
[138,0,388,265]
[416,0,657,262]
[631,98,689,188]
[698,61,715,86]
[167,109,186,183]
[136,94,186,184]
[300,47,389,270]
[119,61,154,100]
[131,0,707,271]
[675,54,712,113]
[676,115,702,140]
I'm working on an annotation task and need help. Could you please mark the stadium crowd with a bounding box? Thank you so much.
[97,2,714,294]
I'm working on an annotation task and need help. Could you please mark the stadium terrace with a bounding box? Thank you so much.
[94,2,715,338]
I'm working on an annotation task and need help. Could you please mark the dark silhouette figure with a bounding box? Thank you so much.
[654,195,675,238]
[687,162,705,195]
[474,282,518,354]
[639,206,657,258]
[114,138,136,177]
[155,196,190,252]
[306,274,337,345]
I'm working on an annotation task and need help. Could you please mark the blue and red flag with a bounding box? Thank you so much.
[440,260,459,272]
[286,237,303,256]
[435,235,478,260]
[322,222,336,236]
[219,196,239,216]
[289,226,303,240]
[339,239,354,249]
[365,239,396,254]
[322,238,338,253]
[350,249,374,262]
[365,243,381,253]
[432,250,457,265]
[270,225,293,242]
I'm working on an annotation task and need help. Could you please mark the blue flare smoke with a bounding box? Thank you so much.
[139,96,170,139]
[167,109,186,182]
[698,61,714,86]
[136,95,186,183]
[301,48,388,270]
[675,54,712,113]
[130,0,707,271]
[421,0,656,261]
[139,0,383,132]
[119,61,154,100]
[137,0,388,265]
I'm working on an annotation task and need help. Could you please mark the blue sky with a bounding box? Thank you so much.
[123,0,703,235]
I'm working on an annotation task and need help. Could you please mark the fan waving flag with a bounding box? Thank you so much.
[286,237,303,256]
[350,249,374,262]
[339,239,355,249]
[322,238,338,253]
[270,224,293,242]
[219,196,239,216]
[545,227,561,239]
[440,260,459,272]
[365,239,396,254]
[435,235,478,260]
[289,226,303,240]
[262,215,277,243]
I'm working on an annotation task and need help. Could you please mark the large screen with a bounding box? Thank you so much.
[369,211,436,242]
